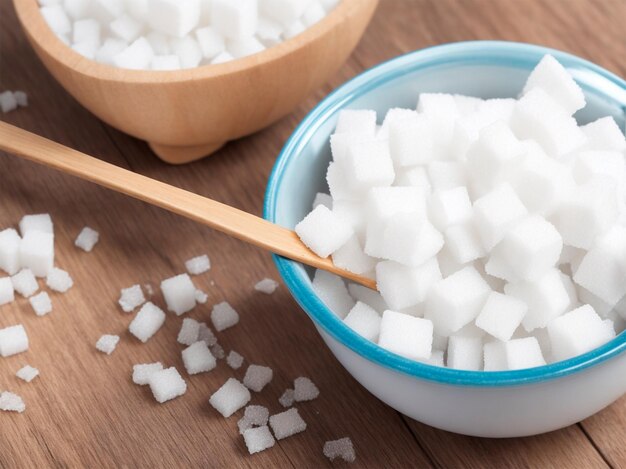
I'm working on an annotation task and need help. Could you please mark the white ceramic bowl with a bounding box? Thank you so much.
[264,41,626,438]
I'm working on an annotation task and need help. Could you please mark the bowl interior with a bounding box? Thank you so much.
[265,41,626,386]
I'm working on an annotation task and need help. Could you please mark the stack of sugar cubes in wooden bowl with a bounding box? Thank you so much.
[37,0,340,70]
[296,55,626,371]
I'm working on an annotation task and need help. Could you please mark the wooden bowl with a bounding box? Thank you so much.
[12,0,378,164]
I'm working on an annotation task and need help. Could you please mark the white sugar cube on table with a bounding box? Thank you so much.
[378,310,433,361]
[0,91,18,113]
[132,362,164,385]
[177,318,200,346]
[161,273,196,315]
[211,301,239,331]
[239,404,269,431]
[20,231,54,278]
[0,325,29,357]
[293,377,320,402]
[19,214,53,236]
[46,267,73,293]
[96,334,120,355]
[279,389,295,408]
[269,408,307,440]
[198,322,217,346]
[16,365,39,383]
[0,391,26,413]
[182,341,216,375]
[210,343,225,359]
[185,254,211,275]
[128,302,166,342]
[22,289,47,316]
[148,367,187,403]
[0,228,21,275]
[11,269,39,298]
[323,437,356,463]
[74,226,99,252]
[243,426,275,455]
[194,289,208,304]
[254,278,279,294]
[243,364,273,392]
[119,285,146,313]
[0,277,14,306]
[226,350,244,370]
[209,378,251,417]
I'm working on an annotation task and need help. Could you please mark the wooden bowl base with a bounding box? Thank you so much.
[148,141,226,164]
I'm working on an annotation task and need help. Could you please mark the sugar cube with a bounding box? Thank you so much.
[376,259,441,311]
[74,226,99,252]
[171,35,202,68]
[226,350,244,370]
[0,391,25,413]
[20,231,54,277]
[16,365,39,383]
[182,341,216,374]
[343,301,381,342]
[110,14,143,43]
[19,214,53,236]
[118,284,146,313]
[444,222,486,264]
[185,254,211,275]
[95,38,128,64]
[334,109,377,137]
[210,343,225,359]
[46,267,73,293]
[347,283,387,313]
[581,117,626,152]
[243,426,275,454]
[161,273,196,315]
[446,335,483,370]
[254,278,279,294]
[323,437,356,463]
[243,364,273,392]
[0,325,29,357]
[296,205,353,258]
[73,18,101,46]
[269,408,307,440]
[198,322,217,346]
[209,378,251,417]
[212,0,257,39]
[429,187,473,230]
[113,37,154,70]
[0,277,14,306]
[504,337,546,370]
[132,362,164,385]
[378,310,433,360]
[177,318,200,346]
[11,269,39,298]
[332,235,376,275]
[0,228,21,275]
[312,270,355,319]
[341,140,395,194]
[483,340,507,371]
[194,289,208,304]
[211,301,239,331]
[195,26,225,59]
[293,376,320,402]
[151,55,181,70]
[148,367,187,403]
[0,91,18,113]
[243,405,270,426]
[128,302,166,342]
[279,389,295,408]
[379,214,444,267]
[475,292,527,341]
[427,161,467,191]
[148,0,200,37]
[389,114,434,167]
[96,334,120,355]
[41,5,71,35]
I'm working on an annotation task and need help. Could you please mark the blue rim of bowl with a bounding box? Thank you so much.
[264,40,626,387]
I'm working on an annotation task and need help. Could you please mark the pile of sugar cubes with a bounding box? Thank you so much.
[38,0,340,70]
[296,55,626,371]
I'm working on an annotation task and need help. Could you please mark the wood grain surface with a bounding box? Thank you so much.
[1,0,625,467]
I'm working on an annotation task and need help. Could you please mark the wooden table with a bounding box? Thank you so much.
[1,0,625,467]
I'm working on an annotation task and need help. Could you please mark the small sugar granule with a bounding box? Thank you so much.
[323,437,356,463]
[211,301,239,332]
[118,284,146,313]
[210,343,225,359]
[195,289,208,304]
[226,350,244,369]
[46,267,74,293]
[243,364,273,392]
[254,278,279,294]
[198,322,217,346]
[96,334,120,355]
[11,269,39,298]
[148,367,187,403]
[243,426,275,455]
[293,377,320,402]
[209,378,251,417]
[29,291,52,317]
[279,389,295,408]
[0,325,29,357]
[182,341,216,375]
[185,255,211,275]
[128,302,166,343]
[177,318,200,346]
[132,362,164,385]
[16,365,39,383]
[0,391,25,413]
[269,408,307,440]
[74,226,99,252]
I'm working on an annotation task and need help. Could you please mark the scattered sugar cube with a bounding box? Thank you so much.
[0,91,18,113]
[475,292,527,341]
[11,269,39,298]
[74,226,99,252]
[128,302,166,343]
[210,343,225,359]
[279,389,295,408]
[378,310,433,361]
[118,284,146,313]
[0,228,21,275]
[0,391,25,413]
[16,365,39,383]
[226,350,244,370]
[182,341,216,375]
[243,364,273,392]
[0,325,29,357]
[323,437,356,463]
[177,318,200,346]
[293,377,319,402]
[269,408,307,440]
[198,322,217,346]
[296,205,353,258]
[312,270,356,318]
[19,214,53,236]
[185,254,211,275]
[46,267,73,293]
[254,278,279,294]
[209,378,251,417]
[244,405,270,426]
[343,301,381,342]
[161,273,196,315]
[20,231,54,277]
[148,367,187,403]
[0,277,14,306]
[243,426,275,455]
[148,0,200,37]
[194,289,208,304]
[211,301,239,331]
[96,334,120,355]
[132,362,164,385]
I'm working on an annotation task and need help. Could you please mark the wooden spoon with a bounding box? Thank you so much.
[0,122,376,289]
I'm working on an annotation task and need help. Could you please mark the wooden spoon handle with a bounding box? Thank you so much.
[0,122,375,289]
